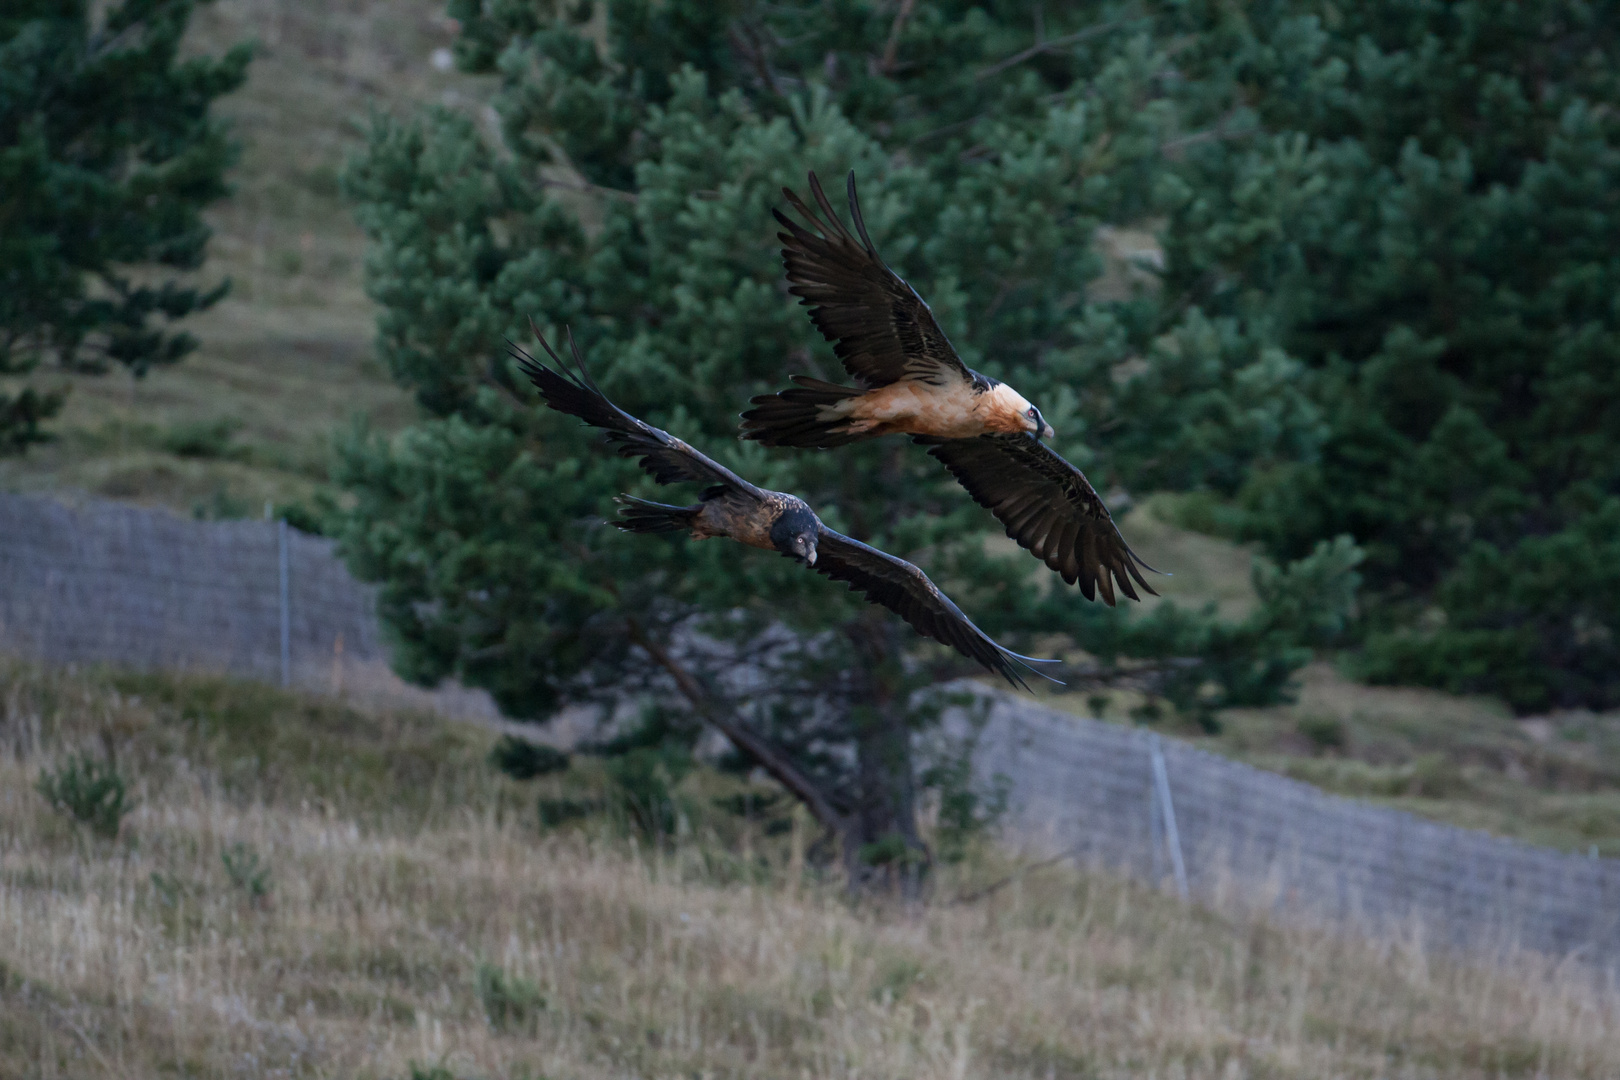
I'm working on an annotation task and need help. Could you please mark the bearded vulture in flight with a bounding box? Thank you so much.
[515,327,1059,690]
[740,171,1159,607]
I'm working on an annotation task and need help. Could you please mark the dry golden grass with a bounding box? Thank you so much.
[2,662,1618,1079]
[0,0,487,514]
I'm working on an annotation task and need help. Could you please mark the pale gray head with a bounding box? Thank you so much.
[769,500,820,565]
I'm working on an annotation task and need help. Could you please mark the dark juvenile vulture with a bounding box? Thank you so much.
[741,171,1159,606]
[515,328,1058,690]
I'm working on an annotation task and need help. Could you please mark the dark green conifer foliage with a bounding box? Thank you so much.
[1152,0,1620,711]
[0,0,249,452]
[338,0,1357,881]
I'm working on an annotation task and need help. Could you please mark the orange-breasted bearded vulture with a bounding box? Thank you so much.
[515,327,1059,690]
[740,171,1159,606]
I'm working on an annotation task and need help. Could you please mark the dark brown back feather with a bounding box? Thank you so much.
[777,171,975,389]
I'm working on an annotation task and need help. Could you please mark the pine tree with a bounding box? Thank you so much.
[1152,0,1620,711]
[338,0,1358,884]
[0,0,250,452]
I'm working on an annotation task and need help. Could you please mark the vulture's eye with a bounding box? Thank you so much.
[1026,408,1036,417]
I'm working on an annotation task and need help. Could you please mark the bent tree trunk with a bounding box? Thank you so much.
[844,699,925,895]
[629,615,929,895]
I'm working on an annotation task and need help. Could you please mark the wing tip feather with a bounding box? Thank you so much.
[844,170,880,257]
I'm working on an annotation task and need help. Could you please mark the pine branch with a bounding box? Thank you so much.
[880,0,917,76]
[974,20,1123,82]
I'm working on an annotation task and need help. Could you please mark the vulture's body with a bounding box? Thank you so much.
[516,328,1057,689]
[744,171,1160,606]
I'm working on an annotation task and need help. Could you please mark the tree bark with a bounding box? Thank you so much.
[842,614,928,897]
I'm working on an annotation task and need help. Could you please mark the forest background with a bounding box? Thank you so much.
[338,0,1620,870]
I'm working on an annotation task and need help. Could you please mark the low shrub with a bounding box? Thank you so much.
[36,753,135,839]
[221,841,272,901]
[475,962,545,1032]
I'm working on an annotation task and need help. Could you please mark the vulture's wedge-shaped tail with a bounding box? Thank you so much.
[514,323,1060,690]
[743,170,1161,606]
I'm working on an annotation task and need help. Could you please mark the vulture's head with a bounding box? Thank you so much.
[771,501,820,566]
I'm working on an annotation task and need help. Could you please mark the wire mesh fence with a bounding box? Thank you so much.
[3,491,1617,967]
[0,492,496,718]
[958,691,1620,970]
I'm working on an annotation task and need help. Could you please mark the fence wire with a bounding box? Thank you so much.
[0,492,494,716]
[958,693,1620,969]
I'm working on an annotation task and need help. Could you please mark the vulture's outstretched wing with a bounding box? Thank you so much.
[777,171,975,389]
[925,434,1159,605]
[809,527,1061,689]
[514,327,762,500]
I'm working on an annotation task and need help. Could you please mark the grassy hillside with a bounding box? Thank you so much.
[0,0,489,517]
[0,0,1615,860]
[3,660,1617,1079]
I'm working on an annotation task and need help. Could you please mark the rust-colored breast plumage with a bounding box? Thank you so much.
[839,380,1009,439]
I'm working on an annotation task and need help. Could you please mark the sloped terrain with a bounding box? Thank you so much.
[0,0,488,517]
[3,661,1616,1079]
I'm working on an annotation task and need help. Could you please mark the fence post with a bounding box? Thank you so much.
[278,517,291,687]
[1148,741,1163,884]
[1149,732,1190,900]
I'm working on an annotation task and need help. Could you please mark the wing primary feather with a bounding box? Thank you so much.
[845,170,880,257]
[807,171,854,246]
[1125,549,1159,595]
[781,183,844,246]
[1115,565,1142,603]
[772,207,823,249]
[515,320,759,498]
[1126,547,1165,577]
[563,325,604,396]
[1079,529,1100,583]
[1052,520,1081,576]
[808,529,1063,691]
[525,316,569,370]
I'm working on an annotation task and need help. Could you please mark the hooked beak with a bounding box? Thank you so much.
[1041,422,1055,439]
[803,543,817,566]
